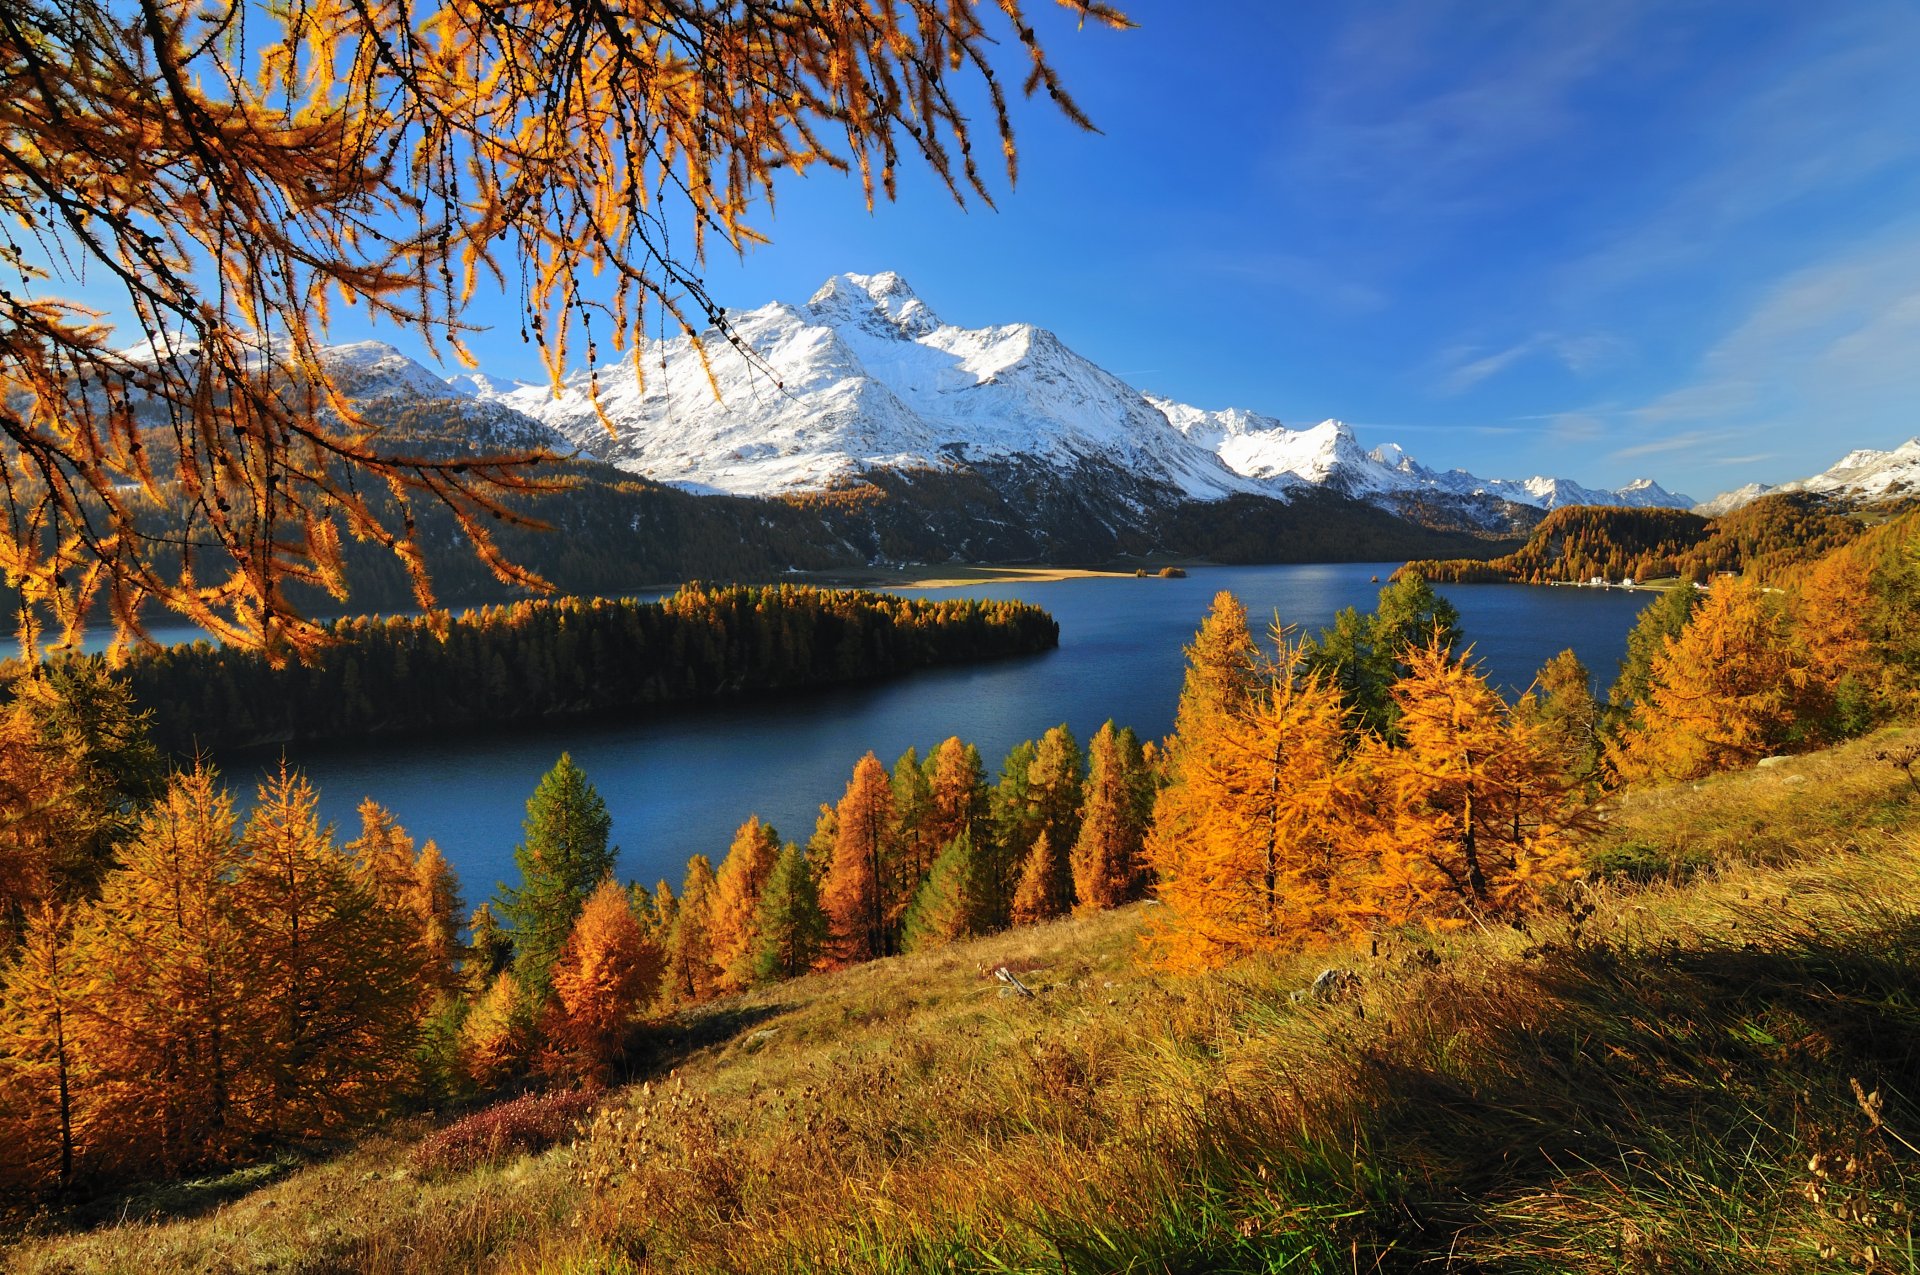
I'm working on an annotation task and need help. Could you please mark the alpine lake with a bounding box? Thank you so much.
[143,563,1655,899]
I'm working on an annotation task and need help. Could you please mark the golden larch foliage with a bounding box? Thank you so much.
[0,903,87,1195]
[547,878,664,1084]
[1148,633,1358,970]
[461,971,533,1091]
[707,816,782,991]
[822,752,895,962]
[1366,639,1582,925]
[1609,577,1826,782]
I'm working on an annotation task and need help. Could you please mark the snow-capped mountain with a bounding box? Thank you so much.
[472,272,1689,524]
[1696,438,1920,515]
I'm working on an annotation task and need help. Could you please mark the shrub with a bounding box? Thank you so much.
[411,1089,598,1176]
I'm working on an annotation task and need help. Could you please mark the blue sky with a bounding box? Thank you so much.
[672,0,1920,502]
[67,0,1920,502]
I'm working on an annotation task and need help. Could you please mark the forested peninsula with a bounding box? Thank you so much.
[112,585,1059,753]
[1399,492,1867,585]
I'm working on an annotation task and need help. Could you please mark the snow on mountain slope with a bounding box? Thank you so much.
[1697,438,1920,514]
[487,273,1273,503]
[472,272,1687,516]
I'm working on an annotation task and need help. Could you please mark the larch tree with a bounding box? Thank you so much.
[1009,830,1068,926]
[0,903,88,1195]
[405,841,466,996]
[822,752,896,962]
[1148,636,1359,970]
[1609,577,1826,782]
[1368,639,1580,925]
[1516,649,1602,790]
[663,855,719,1006]
[926,737,991,853]
[751,844,828,983]
[1607,584,1701,724]
[235,765,421,1137]
[62,765,253,1177]
[2,0,1127,657]
[464,902,515,998]
[706,816,782,991]
[460,971,533,1091]
[547,877,664,1084]
[890,747,937,887]
[1070,721,1152,913]
[902,830,991,952]
[987,739,1041,926]
[1026,724,1084,908]
[500,754,615,1004]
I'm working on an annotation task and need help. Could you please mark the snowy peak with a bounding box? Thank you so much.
[459,271,1690,521]
[1698,437,1920,513]
[805,271,942,338]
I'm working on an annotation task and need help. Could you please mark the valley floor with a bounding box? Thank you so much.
[10,730,1919,1274]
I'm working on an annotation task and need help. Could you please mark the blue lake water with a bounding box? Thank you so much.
[214,564,1653,905]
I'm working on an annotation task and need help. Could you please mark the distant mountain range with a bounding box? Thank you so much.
[1696,438,1920,515]
[225,273,1915,596]
[457,271,1692,533]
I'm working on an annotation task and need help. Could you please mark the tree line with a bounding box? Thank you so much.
[112,585,1059,753]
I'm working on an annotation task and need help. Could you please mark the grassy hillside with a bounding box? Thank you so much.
[9,730,1919,1274]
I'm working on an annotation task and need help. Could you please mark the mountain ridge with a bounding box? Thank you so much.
[460,271,1693,526]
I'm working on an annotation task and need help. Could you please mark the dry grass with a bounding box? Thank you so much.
[9,729,1920,1273]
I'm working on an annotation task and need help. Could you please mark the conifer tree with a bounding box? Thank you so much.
[987,739,1041,926]
[1607,585,1701,722]
[406,841,465,994]
[707,816,782,990]
[1368,639,1580,923]
[903,830,991,951]
[926,739,991,849]
[547,878,664,1083]
[1027,724,1085,906]
[500,754,615,1003]
[822,752,900,961]
[890,747,937,884]
[465,903,515,998]
[236,765,421,1135]
[1609,577,1826,781]
[1517,650,1602,789]
[664,855,719,1005]
[1302,574,1463,738]
[1071,721,1152,912]
[805,803,839,888]
[1010,831,1068,926]
[1148,636,1359,969]
[62,765,253,1177]
[460,971,533,1090]
[0,903,86,1194]
[344,798,418,909]
[752,844,829,983]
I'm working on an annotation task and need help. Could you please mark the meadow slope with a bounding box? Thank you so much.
[10,730,1919,1274]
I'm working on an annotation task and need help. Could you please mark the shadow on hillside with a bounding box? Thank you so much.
[622,1001,793,1083]
[1338,910,1920,1256]
[56,1153,306,1232]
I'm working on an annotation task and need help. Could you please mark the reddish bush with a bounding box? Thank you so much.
[410,1089,597,1176]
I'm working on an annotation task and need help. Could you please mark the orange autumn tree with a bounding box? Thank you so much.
[1609,577,1827,782]
[60,766,254,1178]
[1069,720,1153,912]
[236,766,423,1136]
[706,816,782,990]
[663,855,719,1006]
[925,737,990,857]
[3,0,1127,657]
[0,903,88,1195]
[1367,638,1581,925]
[1148,623,1358,969]
[547,878,665,1084]
[822,752,897,962]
